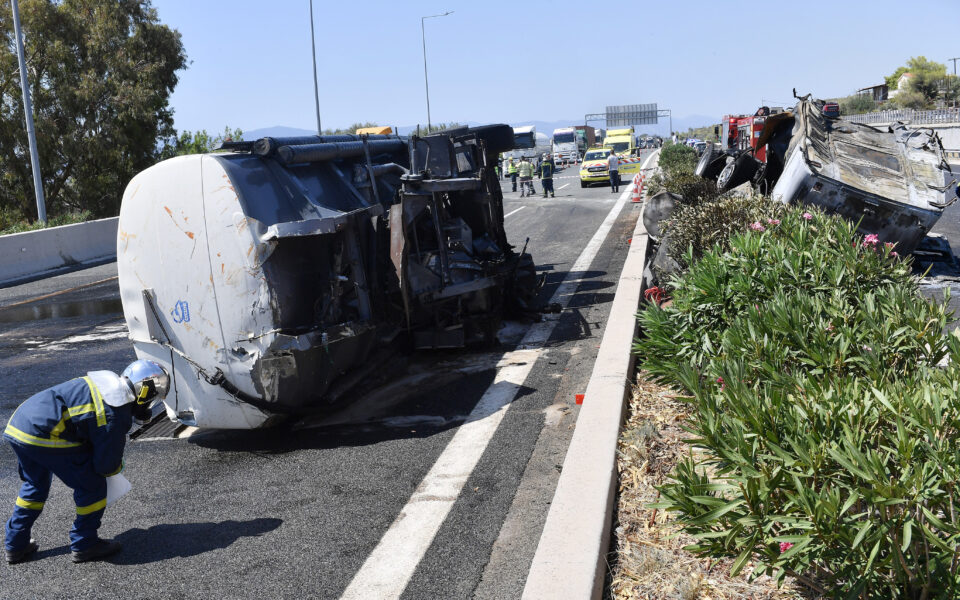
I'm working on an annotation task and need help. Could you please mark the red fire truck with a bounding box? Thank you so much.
[697,106,794,192]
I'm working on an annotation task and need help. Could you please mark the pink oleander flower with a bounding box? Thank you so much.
[716,377,725,391]
[863,233,879,247]
[885,242,895,249]
[862,345,872,352]
[826,323,834,332]
[779,542,794,553]
[802,212,813,220]
[891,251,899,257]
[767,218,781,225]
[750,221,765,232]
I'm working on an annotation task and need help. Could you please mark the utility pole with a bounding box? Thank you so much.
[421,11,452,132]
[10,0,46,224]
[950,57,960,76]
[309,0,322,134]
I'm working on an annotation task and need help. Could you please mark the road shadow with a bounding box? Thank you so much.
[108,518,283,565]
[190,368,536,455]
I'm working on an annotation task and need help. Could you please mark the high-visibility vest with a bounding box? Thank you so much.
[507,162,518,174]
[517,162,534,177]
[539,162,553,179]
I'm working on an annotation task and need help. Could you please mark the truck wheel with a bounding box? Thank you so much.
[580,180,587,188]
[717,153,760,192]
[694,144,725,181]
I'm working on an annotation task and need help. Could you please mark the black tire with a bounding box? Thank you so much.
[717,153,760,192]
[580,180,588,188]
[694,144,726,181]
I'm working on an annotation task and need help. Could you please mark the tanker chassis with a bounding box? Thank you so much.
[117,125,537,429]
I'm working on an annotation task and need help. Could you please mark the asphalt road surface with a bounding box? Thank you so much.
[0,150,655,599]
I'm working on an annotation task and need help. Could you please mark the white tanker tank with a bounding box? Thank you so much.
[117,127,536,429]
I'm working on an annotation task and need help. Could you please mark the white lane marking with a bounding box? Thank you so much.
[338,154,656,600]
[557,183,570,190]
[503,206,526,219]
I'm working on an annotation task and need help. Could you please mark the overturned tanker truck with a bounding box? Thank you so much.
[117,125,537,429]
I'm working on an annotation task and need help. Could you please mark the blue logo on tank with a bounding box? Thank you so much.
[171,300,190,324]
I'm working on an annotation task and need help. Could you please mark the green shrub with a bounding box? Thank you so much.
[658,143,698,177]
[661,172,719,206]
[635,207,960,595]
[640,208,917,378]
[645,172,664,196]
[662,193,785,269]
[0,210,93,235]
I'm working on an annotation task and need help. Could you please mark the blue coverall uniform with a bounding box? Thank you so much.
[4,376,131,553]
[539,161,555,197]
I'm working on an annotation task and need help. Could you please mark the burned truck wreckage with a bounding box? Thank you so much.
[680,95,958,254]
[117,125,538,429]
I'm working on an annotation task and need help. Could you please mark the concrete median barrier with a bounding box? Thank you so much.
[0,217,118,286]
[522,185,652,600]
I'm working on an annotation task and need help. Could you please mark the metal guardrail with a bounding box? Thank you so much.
[845,107,960,125]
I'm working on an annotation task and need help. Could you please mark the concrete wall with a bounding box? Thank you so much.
[0,217,118,286]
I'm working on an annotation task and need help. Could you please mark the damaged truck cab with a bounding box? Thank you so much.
[117,126,534,429]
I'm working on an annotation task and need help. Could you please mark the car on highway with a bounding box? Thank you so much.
[579,147,614,187]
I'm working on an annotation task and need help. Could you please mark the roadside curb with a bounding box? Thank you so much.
[522,177,652,599]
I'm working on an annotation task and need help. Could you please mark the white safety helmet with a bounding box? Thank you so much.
[121,360,170,403]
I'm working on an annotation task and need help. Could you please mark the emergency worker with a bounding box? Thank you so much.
[517,156,536,197]
[3,360,170,564]
[507,158,519,191]
[538,154,555,198]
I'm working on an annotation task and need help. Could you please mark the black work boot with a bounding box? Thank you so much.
[71,539,121,563]
[5,539,38,564]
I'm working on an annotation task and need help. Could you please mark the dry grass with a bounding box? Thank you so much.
[607,375,818,600]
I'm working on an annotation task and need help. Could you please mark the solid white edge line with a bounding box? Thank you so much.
[503,206,526,219]
[338,173,637,600]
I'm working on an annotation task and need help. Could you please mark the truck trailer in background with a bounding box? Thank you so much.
[573,125,596,154]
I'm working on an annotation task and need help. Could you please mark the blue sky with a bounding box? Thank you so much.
[151,0,959,134]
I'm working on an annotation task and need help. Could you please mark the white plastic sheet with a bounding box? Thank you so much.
[105,474,131,507]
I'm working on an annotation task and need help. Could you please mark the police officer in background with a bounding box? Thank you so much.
[3,360,170,564]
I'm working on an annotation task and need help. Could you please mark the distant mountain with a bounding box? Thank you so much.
[672,114,718,133]
[242,115,718,141]
[242,125,317,140]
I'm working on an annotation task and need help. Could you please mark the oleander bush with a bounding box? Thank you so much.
[635,207,960,597]
[658,143,698,177]
[662,193,785,269]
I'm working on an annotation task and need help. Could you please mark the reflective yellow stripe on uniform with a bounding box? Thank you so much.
[76,499,106,515]
[67,404,95,418]
[49,410,69,440]
[15,497,44,511]
[81,376,107,427]
[3,425,82,448]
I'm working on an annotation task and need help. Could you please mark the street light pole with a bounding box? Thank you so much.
[950,57,960,76]
[309,0,322,134]
[421,11,452,132]
[10,0,46,224]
